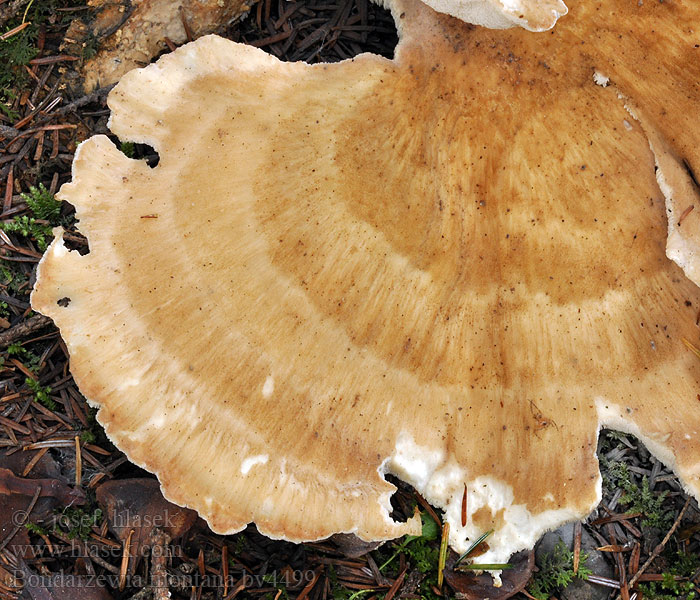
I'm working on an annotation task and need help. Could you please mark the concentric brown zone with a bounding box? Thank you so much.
[33,0,700,549]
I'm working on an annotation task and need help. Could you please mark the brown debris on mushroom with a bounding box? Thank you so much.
[31,0,700,565]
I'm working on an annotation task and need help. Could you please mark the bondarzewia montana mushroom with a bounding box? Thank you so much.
[32,0,700,565]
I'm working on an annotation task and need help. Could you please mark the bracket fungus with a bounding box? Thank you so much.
[32,0,700,566]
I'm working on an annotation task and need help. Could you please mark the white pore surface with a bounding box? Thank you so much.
[593,71,610,87]
[380,432,590,570]
[616,98,700,288]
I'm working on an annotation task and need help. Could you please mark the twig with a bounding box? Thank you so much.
[383,567,407,600]
[51,530,121,573]
[179,6,194,42]
[297,567,323,600]
[0,0,31,29]
[573,520,582,575]
[0,21,29,40]
[616,497,692,597]
[151,528,171,600]
[120,528,135,591]
[0,314,53,349]
[48,84,115,117]
[437,521,449,588]
[414,492,441,529]
[28,54,78,65]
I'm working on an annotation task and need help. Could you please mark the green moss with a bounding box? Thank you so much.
[22,183,61,223]
[81,32,99,60]
[378,512,439,573]
[79,429,96,444]
[671,549,700,578]
[7,341,41,372]
[6,341,57,408]
[528,539,592,600]
[603,460,672,529]
[55,506,103,541]
[119,141,135,158]
[0,265,28,296]
[25,376,54,410]
[25,521,48,535]
[639,549,700,599]
[1,184,65,251]
[1,214,53,250]
[373,513,442,600]
[0,1,88,118]
[639,577,697,599]
[0,26,37,117]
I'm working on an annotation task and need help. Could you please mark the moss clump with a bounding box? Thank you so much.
[528,539,592,600]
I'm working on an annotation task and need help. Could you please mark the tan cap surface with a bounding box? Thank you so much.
[32,0,700,563]
[416,0,568,31]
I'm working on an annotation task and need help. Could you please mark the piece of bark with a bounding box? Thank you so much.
[330,533,384,558]
[444,551,535,600]
[0,450,84,558]
[0,468,85,506]
[0,314,53,350]
[73,0,256,92]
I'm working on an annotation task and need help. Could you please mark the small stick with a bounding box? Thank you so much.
[50,127,59,159]
[222,544,229,596]
[0,314,53,350]
[28,54,78,65]
[32,130,44,161]
[3,167,13,213]
[21,446,48,476]
[615,497,692,598]
[119,528,134,591]
[461,484,467,527]
[414,492,441,529]
[179,7,194,42]
[437,522,449,589]
[606,524,629,600]
[52,530,120,573]
[678,204,694,226]
[47,84,114,117]
[573,521,582,575]
[682,337,700,360]
[0,21,30,40]
[628,542,640,575]
[74,434,82,487]
[223,576,247,600]
[296,567,322,600]
[151,528,172,600]
[49,171,58,194]
[384,567,406,600]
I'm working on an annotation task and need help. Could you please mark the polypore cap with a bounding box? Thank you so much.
[32,0,700,564]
